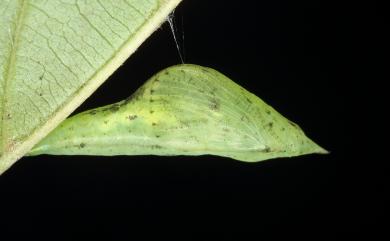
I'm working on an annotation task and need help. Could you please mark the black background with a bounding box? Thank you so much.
[0,0,385,239]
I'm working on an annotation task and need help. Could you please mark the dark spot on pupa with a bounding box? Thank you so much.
[241,115,248,122]
[155,135,160,138]
[127,115,137,120]
[164,71,169,75]
[150,110,154,114]
[108,104,120,112]
[150,89,155,94]
[89,110,97,115]
[209,87,217,96]
[281,127,286,131]
[150,99,154,103]
[209,98,219,111]
[268,122,273,128]
[154,78,160,82]
[104,120,108,124]
[263,147,271,153]
[151,144,162,149]
[179,120,190,128]
[79,143,86,148]
[101,103,120,112]
[39,75,43,80]
[39,93,43,96]
[266,110,271,115]
[246,97,252,104]
[222,128,230,132]
[152,122,157,126]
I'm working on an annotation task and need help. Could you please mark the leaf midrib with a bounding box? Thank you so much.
[0,0,182,174]
[1,0,28,153]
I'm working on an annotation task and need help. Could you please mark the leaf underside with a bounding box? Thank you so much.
[30,64,327,162]
[0,0,182,174]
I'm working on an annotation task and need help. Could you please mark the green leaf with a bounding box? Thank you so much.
[0,0,182,174]
[29,64,327,161]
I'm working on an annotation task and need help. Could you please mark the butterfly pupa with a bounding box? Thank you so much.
[28,64,327,162]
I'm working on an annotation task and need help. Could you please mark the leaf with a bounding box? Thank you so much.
[29,64,327,162]
[0,0,182,174]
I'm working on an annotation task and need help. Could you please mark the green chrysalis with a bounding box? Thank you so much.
[29,64,327,162]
